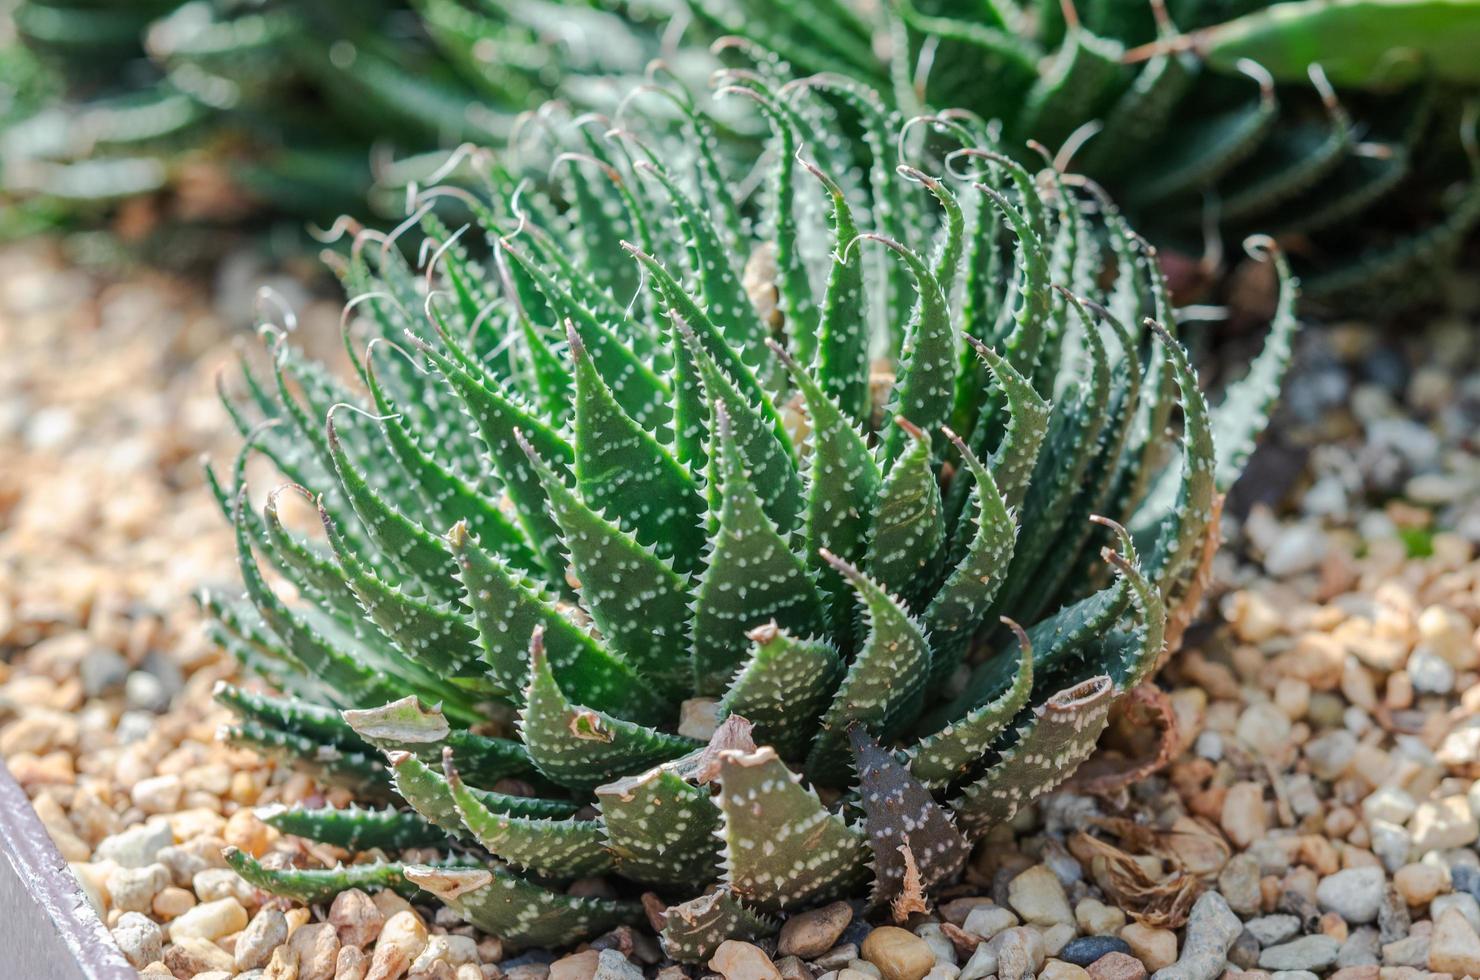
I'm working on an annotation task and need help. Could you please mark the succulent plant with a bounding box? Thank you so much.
[206,68,1294,956]
[6,0,1476,306]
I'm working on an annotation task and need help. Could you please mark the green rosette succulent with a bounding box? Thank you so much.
[205,66,1297,958]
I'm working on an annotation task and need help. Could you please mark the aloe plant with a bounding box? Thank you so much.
[6,0,1475,305]
[206,67,1295,956]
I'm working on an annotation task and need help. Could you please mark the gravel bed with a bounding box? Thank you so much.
[2,241,1478,980]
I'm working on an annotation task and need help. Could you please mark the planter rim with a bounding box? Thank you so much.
[0,759,137,979]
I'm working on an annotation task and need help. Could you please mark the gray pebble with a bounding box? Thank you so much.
[1244,915,1301,948]
[1258,936,1340,972]
[1058,937,1130,967]
[1336,927,1380,968]
[1150,892,1242,980]
[1315,866,1385,924]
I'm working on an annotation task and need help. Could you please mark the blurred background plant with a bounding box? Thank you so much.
[3,0,1478,309]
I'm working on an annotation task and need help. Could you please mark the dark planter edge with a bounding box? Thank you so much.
[0,759,138,979]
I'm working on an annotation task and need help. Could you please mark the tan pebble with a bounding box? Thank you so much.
[1084,951,1146,980]
[168,896,248,943]
[709,940,782,980]
[167,806,226,841]
[779,901,854,959]
[236,907,288,972]
[1430,906,1480,975]
[286,906,313,932]
[1040,960,1089,980]
[861,927,936,980]
[1007,864,1075,928]
[130,774,183,814]
[367,909,428,980]
[336,944,371,980]
[164,936,235,974]
[151,885,195,919]
[1394,863,1448,905]
[1328,966,1378,980]
[138,964,174,977]
[230,769,264,805]
[331,888,386,948]
[455,965,482,980]
[224,807,274,857]
[1119,923,1176,972]
[290,920,341,980]
[1075,898,1126,936]
[550,949,600,980]
[1273,677,1310,719]
[193,972,234,980]
[1411,796,1479,852]
[373,889,415,920]
[1319,911,1348,941]
[476,937,503,964]
[1221,782,1269,849]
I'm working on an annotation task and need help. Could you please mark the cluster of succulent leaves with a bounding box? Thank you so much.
[2,0,662,232]
[7,0,1479,305]
[205,59,1298,958]
[693,0,1480,306]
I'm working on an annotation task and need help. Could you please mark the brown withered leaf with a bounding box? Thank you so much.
[891,843,930,923]
[1074,831,1201,928]
[1070,684,1180,795]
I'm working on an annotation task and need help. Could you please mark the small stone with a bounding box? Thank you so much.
[920,965,957,980]
[95,822,174,868]
[1060,937,1132,967]
[956,943,994,980]
[290,921,341,980]
[336,945,370,980]
[1406,647,1455,694]
[1316,866,1385,924]
[1267,972,1317,980]
[1367,821,1412,873]
[1328,968,1379,980]
[1221,783,1268,849]
[1040,960,1090,980]
[151,885,195,919]
[165,936,235,974]
[1393,863,1446,906]
[332,888,386,948]
[1219,855,1263,917]
[848,960,883,979]
[168,896,248,943]
[1336,927,1380,968]
[1258,936,1340,972]
[111,911,164,968]
[1432,891,1480,931]
[236,907,288,972]
[550,950,600,980]
[774,956,812,980]
[1148,892,1240,980]
[962,905,1018,940]
[368,909,428,980]
[1236,703,1293,757]
[1380,933,1429,968]
[1245,916,1301,947]
[1429,906,1480,975]
[1042,924,1076,958]
[915,924,956,966]
[1263,523,1327,576]
[1086,952,1146,980]
[193,866,257,905]
[1076,899,1126,936]
[815,945,859,970]
[130,773,183,814]
[105,862,170,913]
[779,902,853,959]
[1304,730,1358,781]
[589,949,642,980]
[861,927,936,980]
[983,927,1044,980]
[1361,787,1416,826]
[80,648,129,696]
[1121,923,1178,972]
[225,808,274,858]
[1006,864,1075,928]
[1227,932,1260,970]
[1410,796,1478,853]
